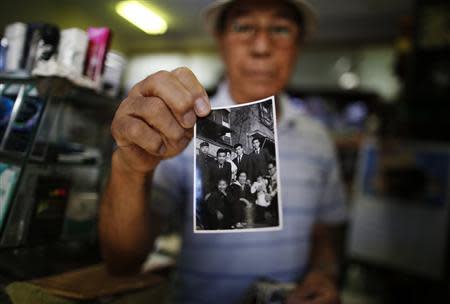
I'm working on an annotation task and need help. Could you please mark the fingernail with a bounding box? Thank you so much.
[194,97,210,116]
[183,111,196,127]
[158,144,166,155]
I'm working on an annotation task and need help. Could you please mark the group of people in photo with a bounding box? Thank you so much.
[196,137,279,230]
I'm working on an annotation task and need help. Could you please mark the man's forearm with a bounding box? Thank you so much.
[98,152,158,274]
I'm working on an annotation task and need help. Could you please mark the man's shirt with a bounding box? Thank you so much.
[150,81,347,304]
[233,153,251,178]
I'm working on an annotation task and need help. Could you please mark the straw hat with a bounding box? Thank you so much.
[202,0,319,38]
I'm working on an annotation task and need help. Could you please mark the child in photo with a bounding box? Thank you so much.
[251,176,271,207]
[202,179,232,230]
[251,175,272,224]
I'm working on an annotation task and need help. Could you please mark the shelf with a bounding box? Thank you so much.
[0,74,120,112]
[28,159,104,168]
[0,71,35,83]
[65,87,119,111]
[0,153,103,168]
[0,73,115,250]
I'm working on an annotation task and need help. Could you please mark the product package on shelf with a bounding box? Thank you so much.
[3,22,27,72]
[32,26,99,90]
[84,27,112,85]
[1,21,116,92]
[2,22,60,73]
[102,50,126,98]
[57,28,89,77]
[23,23,60,71]
[0,38,8,71]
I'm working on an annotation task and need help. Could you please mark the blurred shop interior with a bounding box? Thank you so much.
[0,0,449,303]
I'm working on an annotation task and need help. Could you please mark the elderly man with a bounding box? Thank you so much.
[99,0,347,303]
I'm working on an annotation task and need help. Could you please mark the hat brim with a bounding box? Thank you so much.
[202,0,319,39]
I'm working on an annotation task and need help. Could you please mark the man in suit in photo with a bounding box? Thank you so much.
[209,148,232,193]
[249,137,273,182]
[232,143,251,182]
[197,141,214,196]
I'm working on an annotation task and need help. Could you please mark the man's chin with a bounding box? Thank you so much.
[230,80,282,103]
[246,87,279,101]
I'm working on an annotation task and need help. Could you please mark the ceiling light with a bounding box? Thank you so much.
[116,1,167,35]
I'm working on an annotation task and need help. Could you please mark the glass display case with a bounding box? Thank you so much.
[0,73,118,248]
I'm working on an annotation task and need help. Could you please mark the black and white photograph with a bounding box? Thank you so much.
[194,97,282,233]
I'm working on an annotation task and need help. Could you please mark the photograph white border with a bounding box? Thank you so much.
[193,95,283,233]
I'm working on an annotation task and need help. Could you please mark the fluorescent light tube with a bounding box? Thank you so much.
[116,1,168,35]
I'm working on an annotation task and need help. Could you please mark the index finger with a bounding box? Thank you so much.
[129,70,201,128]
[172,67,211,117]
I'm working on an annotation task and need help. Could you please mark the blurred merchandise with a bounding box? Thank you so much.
[1,22,121,93]
[62,192,98,240]
[0,76,118,248]
[21,24,43,71]
[3,95,44,153]
[30,141,102,165]
[288,91,382,192]
[292,96,370,135]
[57,145,102,164]
[0,96,14,140]
[28,176,70,244]
[23,23,60,72]
[244,279,296,304]
[32,24,60,69]
[57,28,88,77]
[0,37,8,71]
[31,26,96,90]
[102,50,126,97]
[397,0,450,141]
[84,27,111,83]
[417,3,450,49]
[3,22,27,71]
[348,140,450,279]
[0,163,20,232]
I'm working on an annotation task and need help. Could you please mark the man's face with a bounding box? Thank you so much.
[217,0,301,103]
[252,139,260,149]
[218,180,228,192]
[268,163,276,175]
[238,172,247,185]
[217,152,226,164]
[235,146,243,155]
[200,145,209,154]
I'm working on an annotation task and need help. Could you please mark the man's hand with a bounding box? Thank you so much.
[111,67,211,176]
[286,271,340,304]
